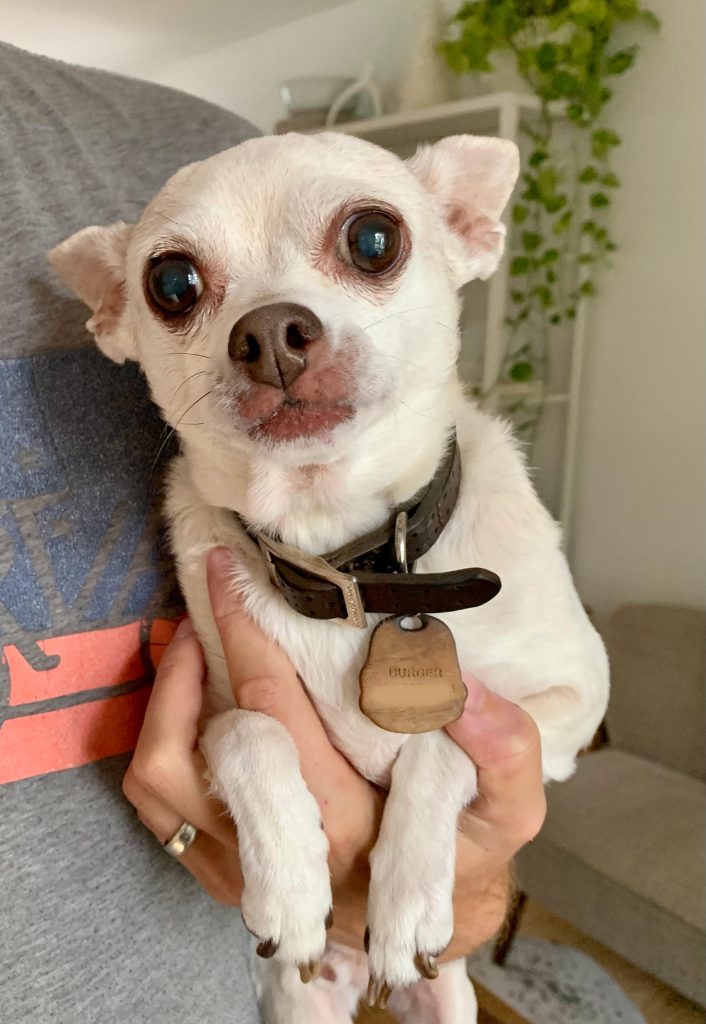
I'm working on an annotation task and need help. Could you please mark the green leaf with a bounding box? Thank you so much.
[551,70,580,98]
[512,205,529,224]
[639,10,661,29]
[510,290,526,304]
[509,361,534,383]
[566,307,577,319]
[579,253,595,264]
[546,269,558,284]
[602,171,621,187]
[553,210,573,235]
[580,280,597,296]
[522,231,542,251]
[606,47,637,75]
[528,149,549,168]
[569,0,609,26]
[592,127,621,158]
[581,219,598,235]
[550,313,562,325]
[536,42,559,71]
[542,248,560,263]
[545,195,568,213]
[510,257,531,276]
[579,166,599,183]
[567,102,585,123]
[532,285,554,308]
[590,191,611,208]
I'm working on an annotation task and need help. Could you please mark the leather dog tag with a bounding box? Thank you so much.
[359,615,467,734]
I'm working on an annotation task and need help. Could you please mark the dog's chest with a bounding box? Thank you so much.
[245,596,409,786]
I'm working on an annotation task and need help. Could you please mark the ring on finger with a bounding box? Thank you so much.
[164,820,198,858]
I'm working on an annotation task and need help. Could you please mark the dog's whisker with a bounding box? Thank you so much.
[151,209,183,229]
[151,390,213,475]
[165,349,211,359]
[171,369,210,402]
[360,305,440,333]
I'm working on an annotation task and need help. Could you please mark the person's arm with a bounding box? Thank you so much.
[123,551,545,958]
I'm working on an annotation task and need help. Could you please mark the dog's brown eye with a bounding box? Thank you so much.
[146,254,203,316]
[340,211,402,274]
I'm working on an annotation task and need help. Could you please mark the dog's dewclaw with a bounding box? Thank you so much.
[256,938,279,959]
[325,907,334,930]
[414,951,440,980]
[363,926,370,953]
[366,976,393,1009]
[298,959,321,984]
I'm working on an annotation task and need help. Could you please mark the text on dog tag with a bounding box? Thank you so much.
[359,615,467,734]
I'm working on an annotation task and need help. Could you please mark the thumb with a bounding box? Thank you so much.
[206,547,336,773]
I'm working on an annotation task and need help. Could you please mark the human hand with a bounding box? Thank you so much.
[123,547,546,958]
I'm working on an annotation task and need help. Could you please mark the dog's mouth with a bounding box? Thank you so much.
[248,398,354,443]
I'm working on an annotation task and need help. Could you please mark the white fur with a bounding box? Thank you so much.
[50,132,609,1024]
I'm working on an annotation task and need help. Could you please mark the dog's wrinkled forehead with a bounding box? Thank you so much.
[135,134,423,261]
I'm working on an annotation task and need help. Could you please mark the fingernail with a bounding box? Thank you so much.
[461,672,487,715]
[174,616,194,639]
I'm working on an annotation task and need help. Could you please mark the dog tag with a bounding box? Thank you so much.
[359,615,467,734]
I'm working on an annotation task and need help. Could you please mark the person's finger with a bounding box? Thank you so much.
[446,674,546,850]
[133,784,243,905]
[130,618,237,848]
[139,617,204,755]
[206,547,350,786]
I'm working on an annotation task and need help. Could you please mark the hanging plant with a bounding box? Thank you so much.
[439,0,659,429]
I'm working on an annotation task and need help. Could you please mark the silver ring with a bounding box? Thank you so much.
[163,820,198,858]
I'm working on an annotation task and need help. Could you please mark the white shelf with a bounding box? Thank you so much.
[494,382,570,406]
[325,91,545,147]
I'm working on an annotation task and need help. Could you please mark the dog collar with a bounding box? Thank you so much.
[241,436,501,627]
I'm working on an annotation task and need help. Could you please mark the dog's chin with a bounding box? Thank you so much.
[247,399,355,446]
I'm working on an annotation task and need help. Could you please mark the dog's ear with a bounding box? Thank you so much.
[407,135,520,284]
[48,222,136,364]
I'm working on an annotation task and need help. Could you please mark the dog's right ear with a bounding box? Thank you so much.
[48,222,137,364]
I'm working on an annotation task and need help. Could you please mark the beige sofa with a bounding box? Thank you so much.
[517,603,705,1005]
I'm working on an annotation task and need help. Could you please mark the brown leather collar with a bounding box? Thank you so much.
[241,437,501,627]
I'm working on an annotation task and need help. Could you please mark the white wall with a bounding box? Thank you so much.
[147,0,429,132]
[569,0,705,617]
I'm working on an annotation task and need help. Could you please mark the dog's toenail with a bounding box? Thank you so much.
[256,938,278,959]
[414,951,439,979]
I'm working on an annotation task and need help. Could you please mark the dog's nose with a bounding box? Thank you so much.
[228,303,323,390]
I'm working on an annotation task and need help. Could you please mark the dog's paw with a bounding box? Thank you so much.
[241,827,332,980]
[364,844,454,1004]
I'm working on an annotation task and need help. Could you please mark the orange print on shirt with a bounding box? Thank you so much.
[0,618,179,785]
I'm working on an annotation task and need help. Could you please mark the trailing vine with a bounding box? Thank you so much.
[439,0,658,430]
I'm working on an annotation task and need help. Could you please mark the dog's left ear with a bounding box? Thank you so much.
[48,222,137,364]
[407,135,520,284]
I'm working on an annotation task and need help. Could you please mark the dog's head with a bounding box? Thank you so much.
[50,133,518,465]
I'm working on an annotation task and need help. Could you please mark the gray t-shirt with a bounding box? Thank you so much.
[0,42,262,1023]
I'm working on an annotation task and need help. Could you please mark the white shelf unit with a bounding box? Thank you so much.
[324,92,586,545]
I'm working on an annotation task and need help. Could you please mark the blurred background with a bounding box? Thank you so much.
[2,2,703,1022]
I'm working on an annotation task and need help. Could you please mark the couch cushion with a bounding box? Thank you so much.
[518,748,705,1004]
[605,604,705,780]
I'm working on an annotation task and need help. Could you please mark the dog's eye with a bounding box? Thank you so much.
[146,255,203,315]
[340,212,402,274]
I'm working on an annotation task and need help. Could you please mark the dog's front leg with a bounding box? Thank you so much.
[365,730,476,1001]
[201,708,332,978]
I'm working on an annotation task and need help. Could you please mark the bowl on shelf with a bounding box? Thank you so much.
[279,75,357,120]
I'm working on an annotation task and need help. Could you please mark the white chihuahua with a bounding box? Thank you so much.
[50,132,609,1024]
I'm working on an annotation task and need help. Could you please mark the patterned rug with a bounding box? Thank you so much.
[468,938,647,1024]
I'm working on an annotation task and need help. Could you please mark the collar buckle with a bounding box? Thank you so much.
[256,532,367,628]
